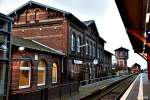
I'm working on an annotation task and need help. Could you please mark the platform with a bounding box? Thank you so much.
[65,75,131,100]
[121,73,150,100]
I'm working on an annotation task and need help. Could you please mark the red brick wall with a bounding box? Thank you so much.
[10,49,62,94]
[12,7,68,54]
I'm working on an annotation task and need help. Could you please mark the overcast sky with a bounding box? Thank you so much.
[0,0,147,69]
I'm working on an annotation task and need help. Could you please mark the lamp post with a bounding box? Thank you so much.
[0,13,12,100]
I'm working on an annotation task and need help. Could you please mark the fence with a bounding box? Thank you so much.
[10,82,79,100]
[79,75,117,86]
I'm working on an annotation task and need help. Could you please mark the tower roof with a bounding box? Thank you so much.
[114,47,129,51]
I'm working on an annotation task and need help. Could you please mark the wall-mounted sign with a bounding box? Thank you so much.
[74,60,83,64]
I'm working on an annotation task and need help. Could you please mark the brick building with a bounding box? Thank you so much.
[0,13,78,100]
[8,1,109,83]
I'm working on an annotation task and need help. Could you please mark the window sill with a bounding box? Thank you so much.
[19,85,30,89]
[37,83,45,86]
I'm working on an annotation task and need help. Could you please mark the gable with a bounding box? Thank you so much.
[8,1,65,24]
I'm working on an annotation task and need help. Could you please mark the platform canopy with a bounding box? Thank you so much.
[115,0,150,55]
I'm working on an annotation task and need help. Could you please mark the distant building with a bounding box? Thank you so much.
[114,47,129,74]
[131,63,141,74]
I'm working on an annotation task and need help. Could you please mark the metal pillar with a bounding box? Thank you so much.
[147,52,150,80]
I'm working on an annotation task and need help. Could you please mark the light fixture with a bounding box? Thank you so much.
[34,54,38,60]
[146,13,150,23]
[0,44,7,51]
[18,47,25,51]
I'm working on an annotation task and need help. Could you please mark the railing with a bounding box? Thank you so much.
[10,82,79,100]
[80,75,117,86]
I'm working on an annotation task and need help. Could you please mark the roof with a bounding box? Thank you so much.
[8,0,69,16]
[104,50,114,55]
[83,20,106,43]
[0,35,65,56]
[8,1,87,29]
[115,0,149,53]
[114,47,129,51]
[0,13,13,21]
[83,20,94,26]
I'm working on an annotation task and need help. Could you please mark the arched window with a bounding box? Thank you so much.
[97,48,99,58]
[93,45,95,57]
[26,11,30,22]
[77,36,81,52]
[52,63,57,83]
[86,40,89,55]
[19,61,31,89]
[90,43,93,56]
[89,43,92,56]
[37,60,46,86]
[71,33,76,51]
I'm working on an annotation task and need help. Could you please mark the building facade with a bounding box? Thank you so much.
[114,47,129,74]
[10,36,78,100]
[8,1,110,83]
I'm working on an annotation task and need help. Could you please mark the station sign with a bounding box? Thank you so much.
[74,60,83,64]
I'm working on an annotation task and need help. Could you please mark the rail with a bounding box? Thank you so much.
[96,75,137,100]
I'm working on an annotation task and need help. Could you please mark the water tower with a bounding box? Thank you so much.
[114,47,129,74]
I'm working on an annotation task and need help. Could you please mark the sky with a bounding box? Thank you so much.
[0,0,147,69]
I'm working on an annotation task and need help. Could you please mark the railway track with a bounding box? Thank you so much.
[80,75,137,100]
[95,75,137,100]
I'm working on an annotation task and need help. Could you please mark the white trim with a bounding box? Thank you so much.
[138,74,143,100]
[19,85,30,89]
[32,40,65,55]
[120,74,140,100]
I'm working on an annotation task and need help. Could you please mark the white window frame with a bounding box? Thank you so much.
[37,66,46,86]
[19,66,31,89]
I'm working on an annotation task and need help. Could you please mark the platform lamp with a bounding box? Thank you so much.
[0,13,12,100]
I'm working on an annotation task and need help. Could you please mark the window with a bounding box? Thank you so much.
[52,63,57,83]
[93,45,95,57]
[90,43,92,56]
[71,33,76,51]
[97,48,99,58]
[26,12,30,22]
[19,61,31,89]
[37,60,46,86]
[86,41,89,55]
[77,36,81,52]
